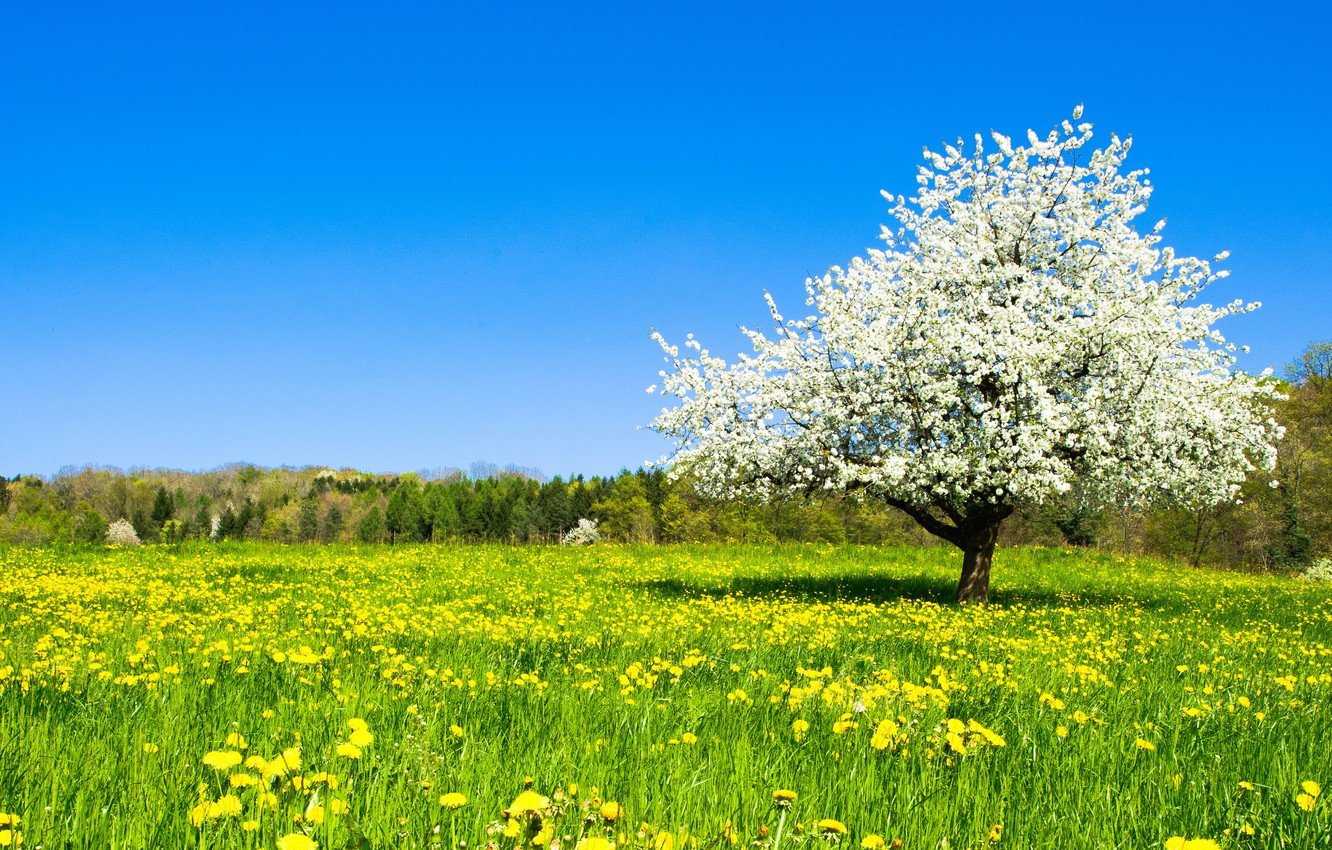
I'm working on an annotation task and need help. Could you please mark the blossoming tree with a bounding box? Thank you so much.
[650,107,1283,603]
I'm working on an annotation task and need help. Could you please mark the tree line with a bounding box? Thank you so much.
[2,341,1328,568]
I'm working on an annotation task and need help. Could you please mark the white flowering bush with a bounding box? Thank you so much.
[1301,558,1332,582]
[562,518,601,546]
[652,106,1282,603]
[106,519,141,547]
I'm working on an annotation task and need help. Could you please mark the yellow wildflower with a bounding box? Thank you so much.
[202,750,243,771]
[508,790,550,815]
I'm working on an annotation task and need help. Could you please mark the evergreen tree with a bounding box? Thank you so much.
[218,505,239,540]
[298,499,320,543]
[538,477,572,537]
[73,502,109,543]
[357,506,385,544]
[151,486,174,527]
[431,488,462,540]
[192,502,212,540]
[323,505,345,542]
[385,481,423,544]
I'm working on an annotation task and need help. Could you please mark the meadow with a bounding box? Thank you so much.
[0,544,1328,850]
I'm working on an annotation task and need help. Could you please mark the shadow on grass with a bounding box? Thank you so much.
[635,573,1152,610]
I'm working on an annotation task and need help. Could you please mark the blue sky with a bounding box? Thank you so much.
[4,1,1329,477]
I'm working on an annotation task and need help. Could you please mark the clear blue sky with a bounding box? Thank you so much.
[4,1,1329,478]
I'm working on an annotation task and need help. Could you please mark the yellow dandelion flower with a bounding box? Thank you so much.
[508,790,549,815]
[861,836,885,849]
[600,801,621,821]
[277,835,317,850]
[1135,738,1156,751]
[336,742,361,759]
[576,838,614,850]
[348,728,373,748]
[439,792,467,809]
[772,789,798,809]
[815,819,847,835]
[202,750,243,771]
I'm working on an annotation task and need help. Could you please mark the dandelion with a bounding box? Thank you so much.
[600,801,621,821]
[576,839,614,850]
[870,719,898,750]
[277,835,318,850]
[1164,838,1220,850]
[772,789,798,809]
[1135,738,1156,751]
[815,819,848,835]
[792,719,810,741]
[202,750,243,771]
[336,742,361,759]
[508,790,550,815]
[439,792,467,809]
[347,719,373,748]
[861,837,885,850]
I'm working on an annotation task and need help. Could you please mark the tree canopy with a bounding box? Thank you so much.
[651,107,1282,602]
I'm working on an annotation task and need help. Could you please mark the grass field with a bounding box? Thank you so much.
[0,543,1328,849]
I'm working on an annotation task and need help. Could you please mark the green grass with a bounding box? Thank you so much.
[0,543,1329,849]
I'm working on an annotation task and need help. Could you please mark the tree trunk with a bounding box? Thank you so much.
[955,520,1002,604]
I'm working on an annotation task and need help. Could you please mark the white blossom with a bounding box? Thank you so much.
[650,108,1282,600]
[562,518,601,546]
[106,519,141,547]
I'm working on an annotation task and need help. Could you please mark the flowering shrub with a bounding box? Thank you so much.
[1300,558,1332,582]
[106,518,141,547]
[562,518,601,546]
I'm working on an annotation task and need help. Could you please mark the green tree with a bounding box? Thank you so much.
[151,485,174,528]
[596,474,656,542]
[298,499,320,543]
[72,502,109,543]
[430,488,461,540]
[357,506,385,544]
[323,504,345,542]
[385,481,423,544]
